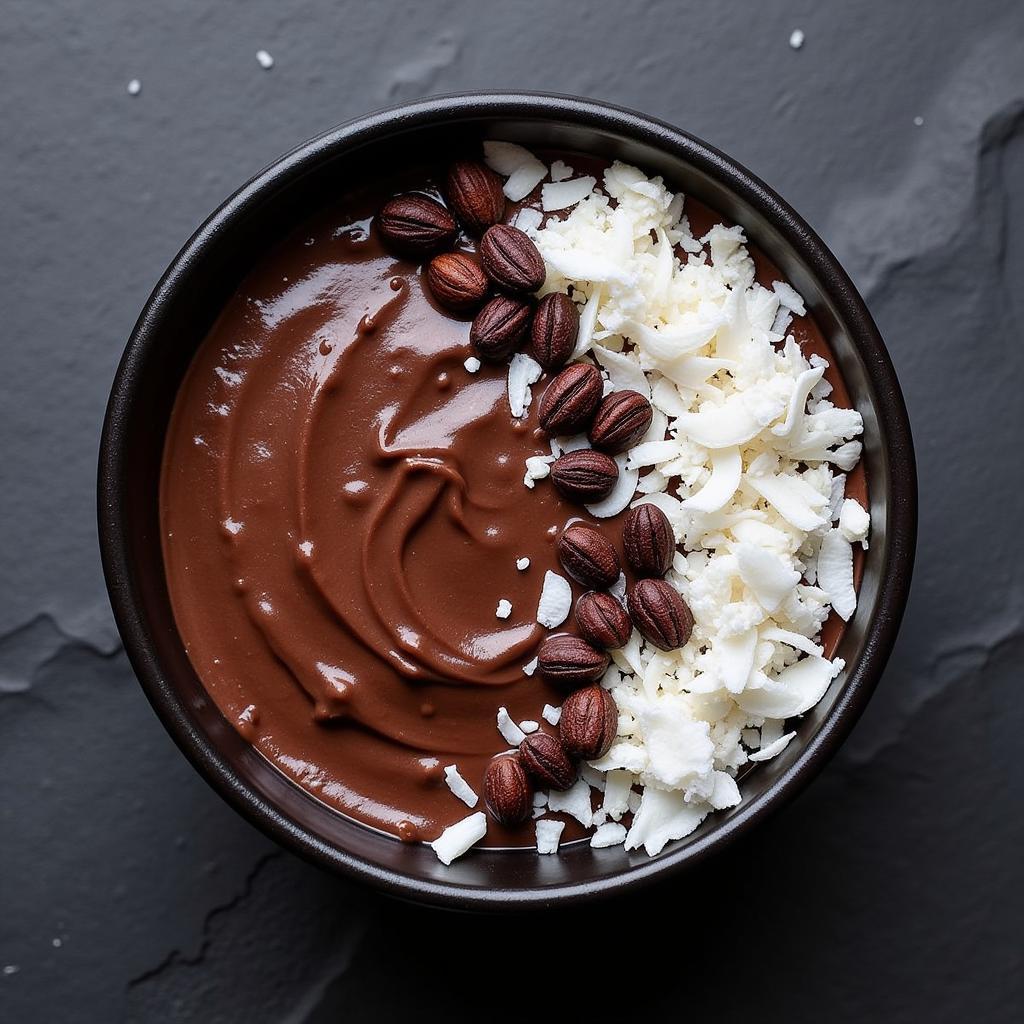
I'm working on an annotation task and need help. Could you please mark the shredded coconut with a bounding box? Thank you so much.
[496,707,526,745]
[495,599,512,620]
[536,570,572,628]
[443,765,479,807]
[535,819,565,854]
[430,812,486,864]
[541,704,561,726]
[483,147,869,859]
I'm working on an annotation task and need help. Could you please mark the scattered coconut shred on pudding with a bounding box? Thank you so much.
[429,143,869,862]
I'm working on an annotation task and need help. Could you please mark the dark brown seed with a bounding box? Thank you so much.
[469,295,532,361]
[588,390,654,454]
[446,160,506,235]
[622,504,675,577]
[536,633,610,689]
[627,578,694,651]
[376,193,457,257]
[559,685,618,760]
[575,591,632,649]
[538,363,603,434]
[519,732,577,791]
[529,292,579,371]
[550,449,619,503]
[557,524,620,589]
[480,224,546,293]
[483,754,532,825]
[426,252,489,312]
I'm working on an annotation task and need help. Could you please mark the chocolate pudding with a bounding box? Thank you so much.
[161,153,866,848]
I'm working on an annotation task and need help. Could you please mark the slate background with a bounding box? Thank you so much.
[2,1,1022,1020]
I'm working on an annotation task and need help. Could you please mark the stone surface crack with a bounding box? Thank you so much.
[126,851,285,989]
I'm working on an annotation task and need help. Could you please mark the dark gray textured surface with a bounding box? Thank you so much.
[2,1,1022,1020]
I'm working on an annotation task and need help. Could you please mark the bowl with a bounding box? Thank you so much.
[98,92,916,910]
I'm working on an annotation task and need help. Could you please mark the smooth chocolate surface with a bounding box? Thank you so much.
[161,161,865,846]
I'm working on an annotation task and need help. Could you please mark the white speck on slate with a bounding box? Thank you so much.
[913,116,925,127]
[127,78,141,96]
[256,49,274,70]
[789,29,805,49]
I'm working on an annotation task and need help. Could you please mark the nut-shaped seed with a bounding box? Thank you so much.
[588,390,653,454]
[550,450,619,503]
[470,295,532,361]
[376,193,457,257]
[483,754,532,825]
[557,524,620,589]
[446,160,506,235]
[529,292,579,370]
[536,633,610,689]
[627,578,694,651]
[426,252,489,312]
[519,732,577,791]
[622,504,675,577]
[538,363,603,435]
[559,685,618,760]
[575,591,631,649]
[480,224,546,293]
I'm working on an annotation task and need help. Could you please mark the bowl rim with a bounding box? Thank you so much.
[98,91,916,910]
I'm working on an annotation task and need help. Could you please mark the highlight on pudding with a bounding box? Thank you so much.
[161,142,869,865]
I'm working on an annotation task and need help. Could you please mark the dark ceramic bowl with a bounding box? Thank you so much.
[98,93,915,910]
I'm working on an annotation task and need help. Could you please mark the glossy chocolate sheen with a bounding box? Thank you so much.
[160,159,865,848]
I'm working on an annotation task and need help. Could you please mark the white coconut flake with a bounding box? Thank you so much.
[592,345,652,397]
[817,529,856,620]
[535,819,565,854]
[609,572,627,604]
[463,356,481,373]
[542,176,597,211]
[541,704,561,725]
[749,731,797,761]
[519,720,539,734]
[625,788,707,856]
[572,288,601,359]
[495,599,512,620]
[547,778,594,826]
[503,157,548,202]
[496,707,526,745]
[507,353,543,419]
[512,207,544,233]
[443,765,479,808]
[708,771,741,809]
[430,812,486,864]
[483,140,537,175]
[681,446,742,513]
[839,498,870,546]
[590,822,628,848]
[602,770,633,820]
[713,629,757,693]
[773,280,806,315]
[735,543,801,614]
[523,656,538,677]
[737,656,842,718]
[516,557,531,571]
[536,571,572,628]
[550,160,574,182]
[586,454,638,518]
